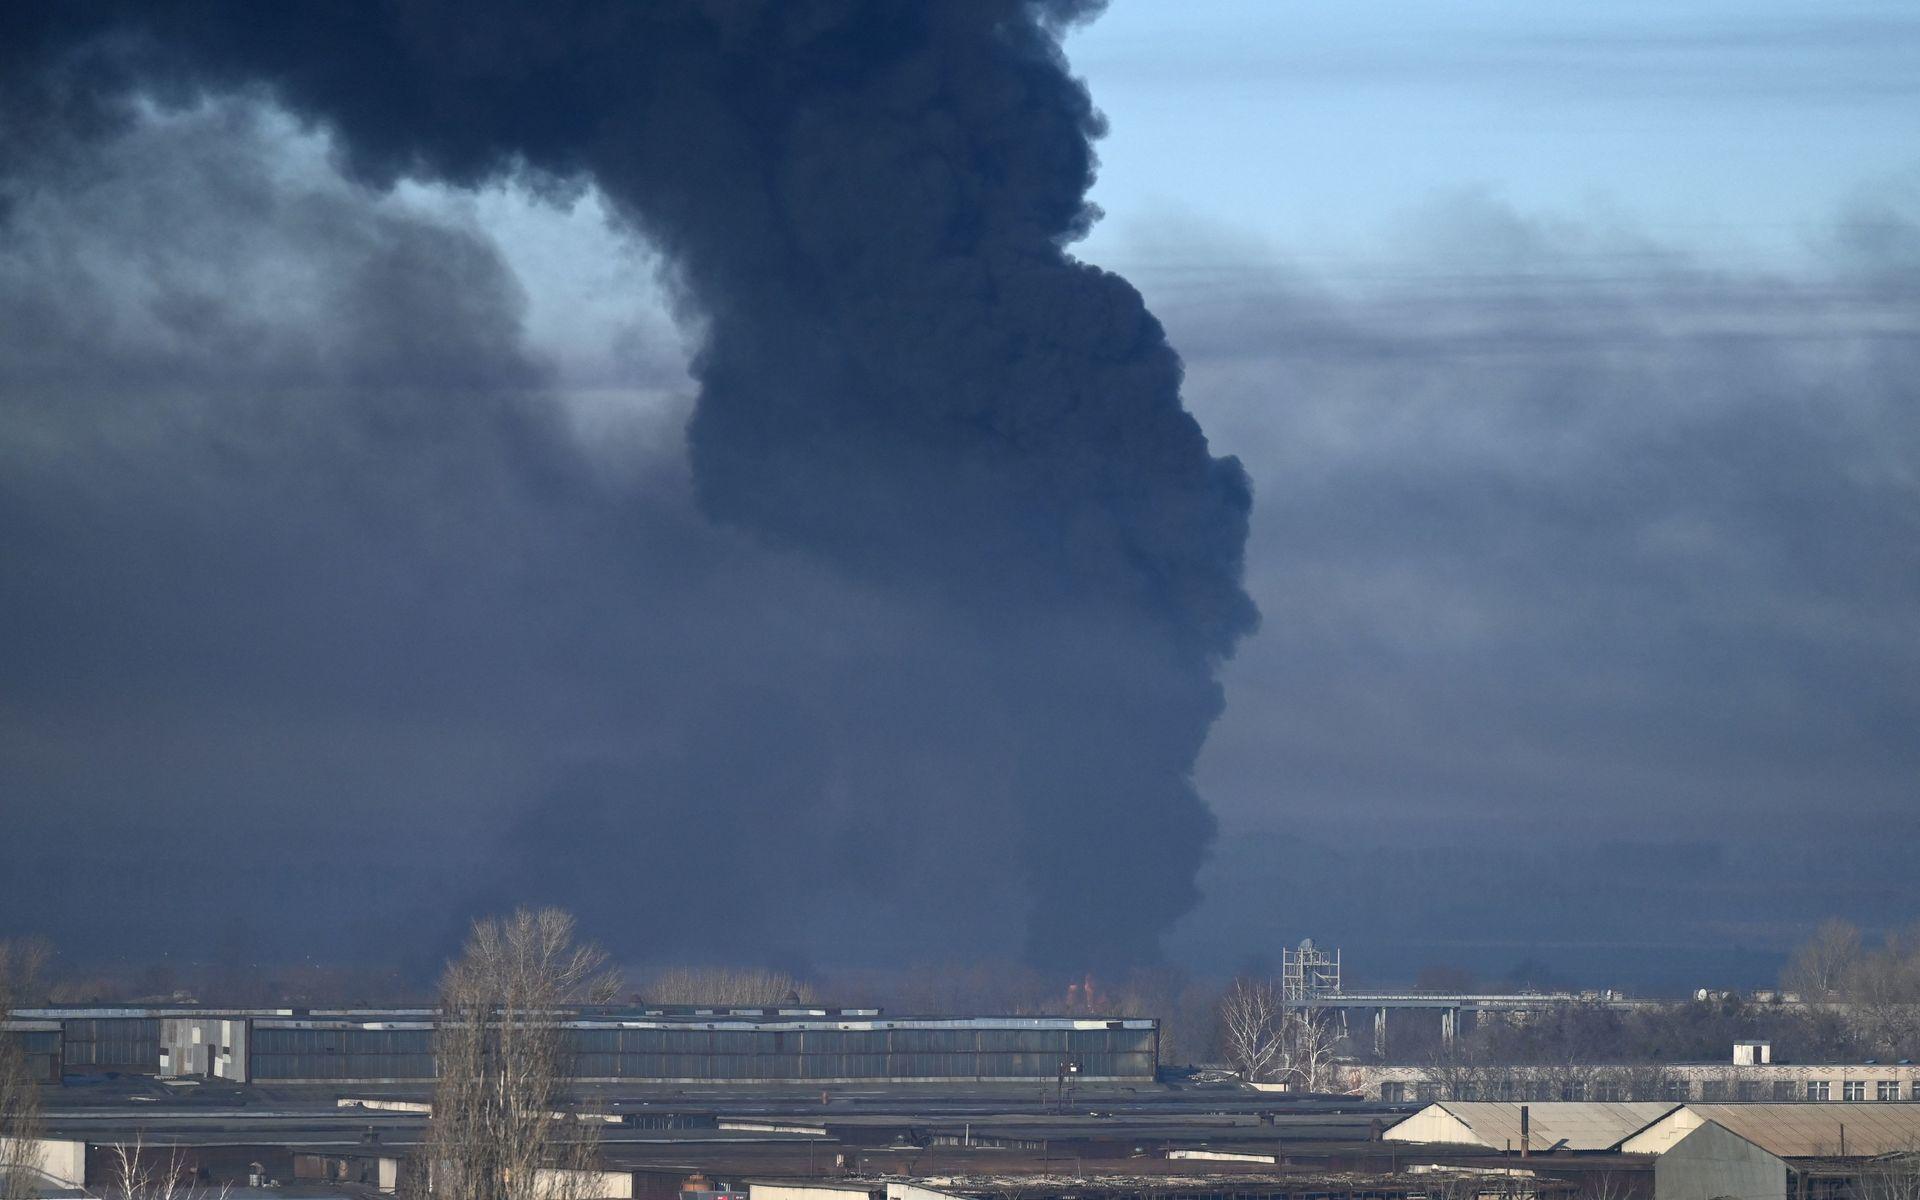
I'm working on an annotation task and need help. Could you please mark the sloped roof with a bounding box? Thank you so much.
[1623,1105,1920,1159]
[1386,1102,1678,1151]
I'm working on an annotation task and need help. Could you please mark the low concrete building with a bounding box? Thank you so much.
[1357,1055,1920,1104]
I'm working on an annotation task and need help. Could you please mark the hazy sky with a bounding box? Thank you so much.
[2,1,1915,991]
[1063,0,1920,988]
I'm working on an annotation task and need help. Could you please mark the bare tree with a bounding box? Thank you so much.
[0,944,49,1010]
[420,908,622,1200]
[1276,1007,1342,1092]
[1219,977,1284,1082]
[1783,919,1863,1000]
[1844,927,1920,1058]
[1607,1064,1683,1103]
[1857,1148,1920,1200]
[641,966,813,1007]
[1425,1037,1498,1101]
[101,1139,232,1200]
[1,942,47,1200]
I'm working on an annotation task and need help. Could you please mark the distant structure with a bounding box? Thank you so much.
[1354,1040,1920,1103]
[9,1006,1159,1086]
[1271,944,1659,1055]
[1280,939,1342,1005]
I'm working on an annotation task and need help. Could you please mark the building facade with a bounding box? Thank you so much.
[1357,1061,1920,1104]
[156,1014,1159,1084]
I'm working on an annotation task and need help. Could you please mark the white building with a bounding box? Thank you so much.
[1386,1101,1920,1200]
[1384,1102,1674,1152]
[1356,1042,1920,1103]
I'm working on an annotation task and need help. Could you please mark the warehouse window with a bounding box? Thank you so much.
[1380,1082,1406,1103]
[1844,1081,1866,1101]
[1702,1081,1729,1101]
[1773,1081,1799,1101]
[1808,1081,1831,1101]
[1879,1081,1901,1101]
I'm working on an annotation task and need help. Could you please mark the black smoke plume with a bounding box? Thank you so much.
[1,2,1254,968]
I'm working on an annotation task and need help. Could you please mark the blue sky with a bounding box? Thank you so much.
[1070,1,1920,270]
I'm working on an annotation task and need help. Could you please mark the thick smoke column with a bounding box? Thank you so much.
[5,2,1255,965]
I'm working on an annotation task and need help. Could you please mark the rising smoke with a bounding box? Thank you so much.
[1,3,1254,967]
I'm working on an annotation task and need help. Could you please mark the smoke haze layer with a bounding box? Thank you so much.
[1,4,1254,968]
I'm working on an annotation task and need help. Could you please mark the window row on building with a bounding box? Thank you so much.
[1380,1078,1920,1103]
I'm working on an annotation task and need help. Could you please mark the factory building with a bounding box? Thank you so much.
[1,1020,62,1084]
[13,1006,442,1078]
[17,1005,881,1082]
[9,1005,1157,1085]
[157,1014,1157,1084]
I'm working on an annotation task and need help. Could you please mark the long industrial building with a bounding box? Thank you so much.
[13,1006,1159,1085]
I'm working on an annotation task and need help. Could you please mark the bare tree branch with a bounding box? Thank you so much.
[417,908,621,1200]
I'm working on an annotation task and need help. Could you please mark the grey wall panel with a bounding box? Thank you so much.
[233,1019,1155,1082]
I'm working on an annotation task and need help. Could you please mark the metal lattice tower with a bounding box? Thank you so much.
[1281,938,1341,1005]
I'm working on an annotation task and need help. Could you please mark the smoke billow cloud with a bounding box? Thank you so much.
[0,4,1254,969]
[1121,190,1920,987]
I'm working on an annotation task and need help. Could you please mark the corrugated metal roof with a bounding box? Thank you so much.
[1393,1102,1677,1151]
[1633,1104,1920,1159]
